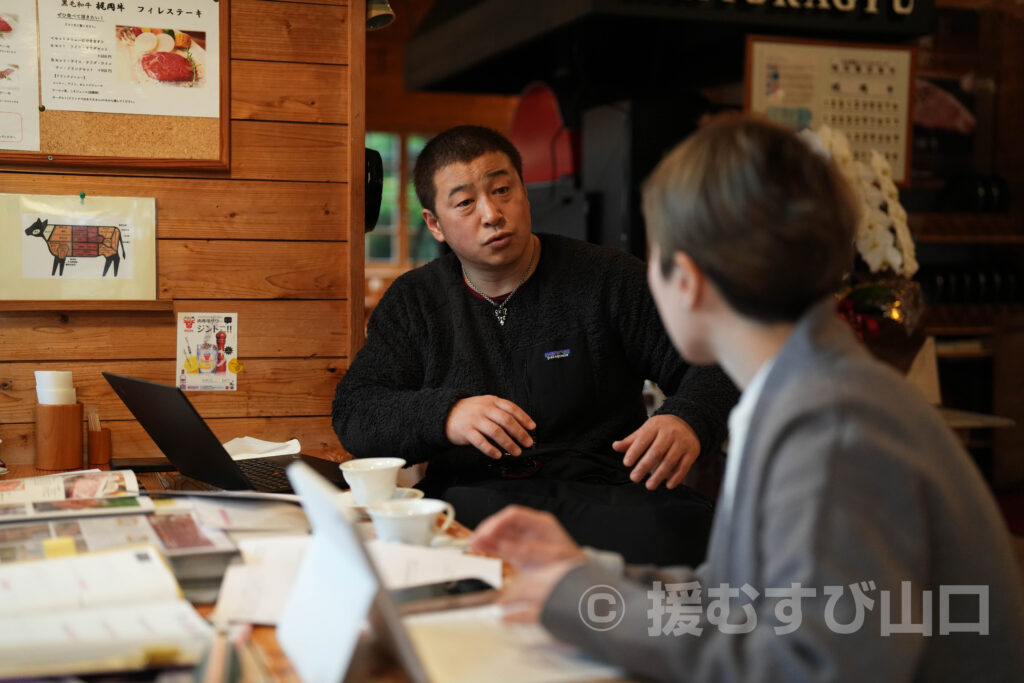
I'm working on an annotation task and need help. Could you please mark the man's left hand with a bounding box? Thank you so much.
[613,414,700,490]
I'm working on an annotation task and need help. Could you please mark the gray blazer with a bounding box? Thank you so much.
[542,300,1024,682]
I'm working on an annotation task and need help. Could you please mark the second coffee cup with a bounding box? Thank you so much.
[368,498,455,546]
[339,457,406,505]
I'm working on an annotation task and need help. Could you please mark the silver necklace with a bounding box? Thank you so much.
[463,238,536,327]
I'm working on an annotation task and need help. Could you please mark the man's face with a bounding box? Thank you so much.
[423,151,532,271]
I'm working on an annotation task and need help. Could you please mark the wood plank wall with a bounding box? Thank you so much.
[0,0,366,465]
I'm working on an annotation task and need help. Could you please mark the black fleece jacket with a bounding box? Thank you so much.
[333,234,738,486]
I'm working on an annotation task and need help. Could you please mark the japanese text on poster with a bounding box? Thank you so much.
[39,0,219,117]
[177,312,239,391]
[747,38,912,183]
[0,1,41,151]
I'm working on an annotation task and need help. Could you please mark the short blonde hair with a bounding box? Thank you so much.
[643,114,859,322]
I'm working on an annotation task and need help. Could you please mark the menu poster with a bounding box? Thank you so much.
[38,0,219,117]
[747,37,912,184]
[176,312,239,391]
[0,0,41,151]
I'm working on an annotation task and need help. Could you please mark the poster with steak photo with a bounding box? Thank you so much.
[38,0,218,118]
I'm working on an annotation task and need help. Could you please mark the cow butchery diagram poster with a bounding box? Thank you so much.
[0,192,156,299]
[37,0,219,118]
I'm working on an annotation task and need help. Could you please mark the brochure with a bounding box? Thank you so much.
[0,470,154,522]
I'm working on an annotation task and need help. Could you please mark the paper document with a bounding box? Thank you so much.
[0,469,137,504]
[212,535,310,625]
[190,497,310,532]
[404,605,623,683]
[367,540,503,590]
[148,510,237,556]
[223,436,301,461]
[0,601,212,678]
[0,470,153,523]
[0,508,235,567]
[0,545,212,677]
[0,545,180,614]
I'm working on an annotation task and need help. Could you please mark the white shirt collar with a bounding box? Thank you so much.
[720,358,775,519]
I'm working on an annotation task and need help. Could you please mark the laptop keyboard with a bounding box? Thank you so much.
[237,458,293,493]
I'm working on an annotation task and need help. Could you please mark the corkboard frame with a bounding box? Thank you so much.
[744,34,915,187]
[0,1,229,170]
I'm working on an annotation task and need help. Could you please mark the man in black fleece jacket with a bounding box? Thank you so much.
[333,126,737,564]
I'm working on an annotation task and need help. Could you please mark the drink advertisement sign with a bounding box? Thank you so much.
[176,311,238,391]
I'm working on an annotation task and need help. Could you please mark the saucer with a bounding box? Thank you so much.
[337,487,424,521]
[429,534,468,550]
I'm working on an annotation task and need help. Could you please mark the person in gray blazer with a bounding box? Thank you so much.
[470,115,1024,682]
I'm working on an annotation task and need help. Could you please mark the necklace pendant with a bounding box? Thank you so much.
[495,307,507,326]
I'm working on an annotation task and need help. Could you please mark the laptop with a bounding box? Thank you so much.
[102,372,347,493]
[279,461,623,683]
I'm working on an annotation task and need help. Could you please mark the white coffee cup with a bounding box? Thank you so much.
[34,370,73,390]
[339,457,406,505]
[36,386,77,405]
[367,498,455,546]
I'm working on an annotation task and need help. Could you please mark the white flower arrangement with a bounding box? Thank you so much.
[800,125,918,278]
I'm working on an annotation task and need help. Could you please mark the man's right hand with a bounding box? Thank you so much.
[445,395,536,459]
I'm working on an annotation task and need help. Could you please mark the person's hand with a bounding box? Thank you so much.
[613,414,700,490]
[470,505,585,569]
[445,395,535,459]
[470,506,586,624]
[498,559,583,624]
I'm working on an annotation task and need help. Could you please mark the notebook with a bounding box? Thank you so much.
[102,372,347,493]
[279,461,623,683]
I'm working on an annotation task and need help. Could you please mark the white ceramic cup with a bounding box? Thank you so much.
[36,386,77,405]
[339,457,406,505]
[34,370,73,390]
[367,498,455,546]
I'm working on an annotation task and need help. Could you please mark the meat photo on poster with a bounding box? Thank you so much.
[0,12,16,33]
[114,26,207,88]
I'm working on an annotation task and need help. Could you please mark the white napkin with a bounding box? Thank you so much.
[222,436,301,461]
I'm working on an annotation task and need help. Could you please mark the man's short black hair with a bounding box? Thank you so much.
[413,126,524,214]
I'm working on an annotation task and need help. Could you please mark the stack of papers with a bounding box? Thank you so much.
[211,539,503,626]
[0,546,212,677]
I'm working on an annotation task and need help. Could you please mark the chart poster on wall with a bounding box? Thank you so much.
[0,192,156,300]
[746,36,913,184]
[0,0,41,151]
[38,0,219,118]
[176,312,239,392]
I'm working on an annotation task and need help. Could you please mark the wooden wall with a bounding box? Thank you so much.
[0,0,366,465]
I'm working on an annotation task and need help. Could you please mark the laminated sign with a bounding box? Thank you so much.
[176,312,239,391]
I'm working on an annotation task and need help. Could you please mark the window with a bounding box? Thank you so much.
[365,132,438,268]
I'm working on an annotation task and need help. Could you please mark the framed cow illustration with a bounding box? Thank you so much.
[0,192,156,300]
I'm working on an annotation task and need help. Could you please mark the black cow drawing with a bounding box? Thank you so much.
[24,218,126,276]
